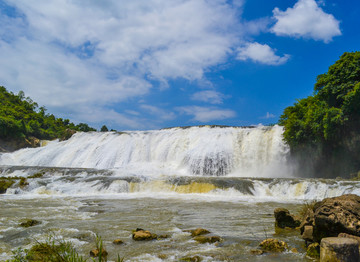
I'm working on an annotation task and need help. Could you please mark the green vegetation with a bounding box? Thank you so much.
[280,52,360,177]
[7,234,125,262]
[0,86,96,141]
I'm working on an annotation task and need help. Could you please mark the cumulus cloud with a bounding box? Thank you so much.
[0,0,241,128]
[177,106,236,122]
[271,0,341,42]
[236,42,289,65]
[191,90,228,104]
[140,104,176,121]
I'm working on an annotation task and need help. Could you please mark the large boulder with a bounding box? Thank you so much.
[313,194,360,242]
[320,237,359,262]
[274,208,300,228]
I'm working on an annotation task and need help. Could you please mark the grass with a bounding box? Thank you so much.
[297,200,317,218]
[6,234,125,262]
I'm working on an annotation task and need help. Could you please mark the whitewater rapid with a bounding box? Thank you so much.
[0,125,289,178]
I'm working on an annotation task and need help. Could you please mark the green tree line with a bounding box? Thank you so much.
[0,86,96,140]
[279,51,360,177]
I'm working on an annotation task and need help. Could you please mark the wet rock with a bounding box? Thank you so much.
[193,235,221,244]
[185,228,210,237]
[0,179,15,194]
[291,247,298,253]
[19,219,41,228]
[302,225,314,245]
[132,228,157,241]
[313,194,360,242]
[306,243,320,259]
[179,255,202,261]
[90,248,108,258]
[250,249,265,255]
[320,237,359,262]
[113,239,124,245]
[274,208,301,229]
[157,234,169,239]
[259,238,288,252]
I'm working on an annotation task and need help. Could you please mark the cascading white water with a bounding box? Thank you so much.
[0,125,290,177]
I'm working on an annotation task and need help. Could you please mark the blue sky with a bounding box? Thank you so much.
[0,0,359,130]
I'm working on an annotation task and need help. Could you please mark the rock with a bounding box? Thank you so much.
[338,233,360,245]
[113,239,124,245]
[90,248,108,258]
[193,235,221,244]
[0,179,15,194]
[259,238,288,252]
[306,243,320,259]
[313,194,360,242]
[291,248,298,253]
[274,208,301,228]
[132,228,157,241]
[300,206,315,235]
[19,219,41,228]
[302,225,314,245]
[179,255,202,261]
[157,234,169,239]
[185,228,210,237]
[250,249,265,255]
[320,237,359,262]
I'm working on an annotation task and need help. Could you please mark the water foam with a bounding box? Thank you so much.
[0,125,290,177]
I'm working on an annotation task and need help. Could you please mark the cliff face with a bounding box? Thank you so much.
[0,137,41,153]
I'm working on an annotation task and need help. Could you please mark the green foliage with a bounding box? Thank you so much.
[0,86,96,140]
[280,52,360,177]
[100,125,108,132]
[6,234,125,262]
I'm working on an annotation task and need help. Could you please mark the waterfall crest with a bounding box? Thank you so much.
[0,125,290,177]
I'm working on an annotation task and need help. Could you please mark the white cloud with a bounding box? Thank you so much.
[261,112,276,119]
[0,0,244,129]
[236,42,289,65]
[271,0,341,43]
[140,104,176,121]
[191,90,228,104]
[177,106,236,122]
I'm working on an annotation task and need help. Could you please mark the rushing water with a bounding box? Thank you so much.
[0,126,359,261]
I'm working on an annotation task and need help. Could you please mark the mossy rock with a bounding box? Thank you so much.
[185,228,210,237]
[306,243,320,259]
[20,219,41,228]
[28,172,45,179]
[179,255,202,261]
[259,238,288,252]
[0,179,15,194]
[193,235,221,244]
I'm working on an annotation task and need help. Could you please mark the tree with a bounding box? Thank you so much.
[100,125,109,132]
[280,52,360,178]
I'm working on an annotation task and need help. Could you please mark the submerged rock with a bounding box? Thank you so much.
[185,228,210,237]
[132,228,157,241]
[19,219,41,228]
[0,179,15,194]
[179,255,202,262]
[320,237,359,262]
[193,235,221,244]
[90,248,108,258]
[274,208,300,229]
[113,239,124,245]
[259,238,288,252]
[306,243,320,259]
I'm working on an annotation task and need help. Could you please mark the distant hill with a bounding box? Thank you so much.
[0,86,95,151]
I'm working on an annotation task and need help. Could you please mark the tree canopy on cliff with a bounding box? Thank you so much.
[0,86,96,140]
[279,52,360,177]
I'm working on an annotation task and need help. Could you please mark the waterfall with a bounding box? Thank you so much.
[0,125,290,177]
